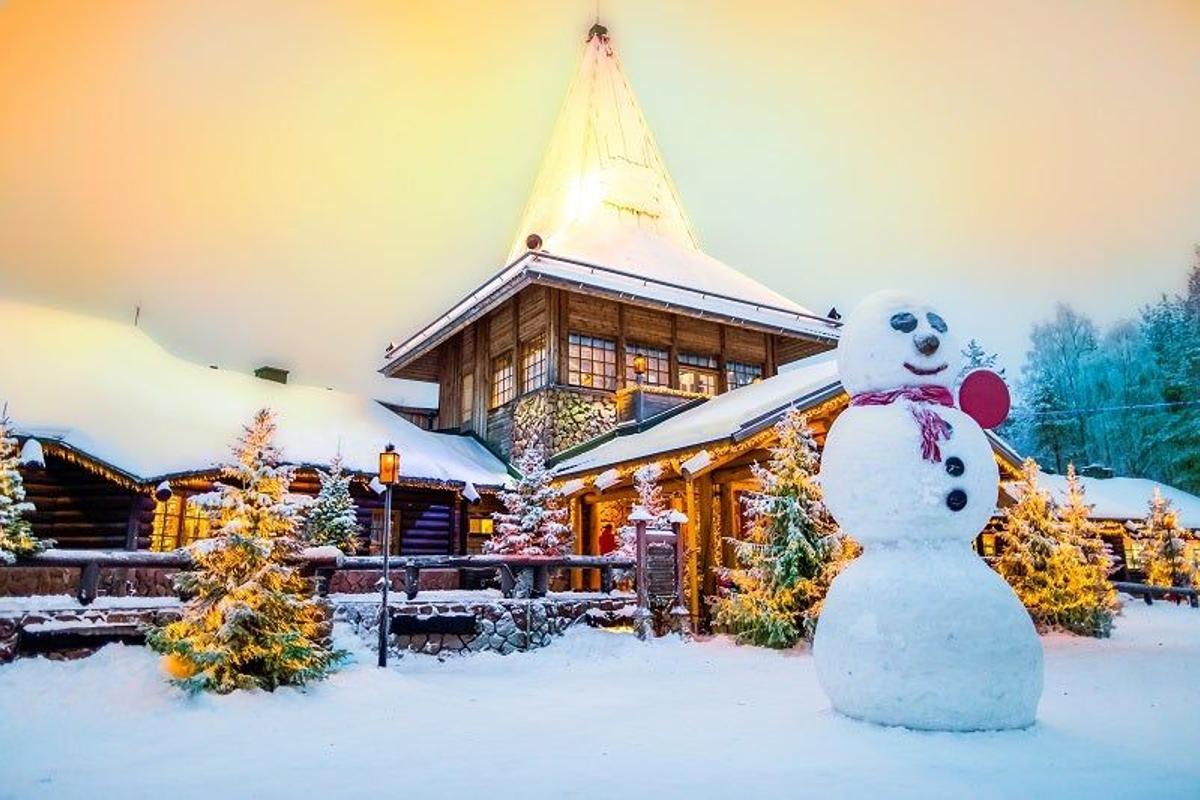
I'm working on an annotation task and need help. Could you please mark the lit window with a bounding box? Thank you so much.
[725,361,763,390]
[521,336,548,393]
[568,333,617,390]
[491,352,514,408]
[678,353,719,396]
[624,343,669,386]
[466,516,495,554]
[977,532,997,557]
[151,496,212,551]
[151,496,183,551]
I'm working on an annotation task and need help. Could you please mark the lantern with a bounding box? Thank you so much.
[378,444,401,485]
[632,354,648,379]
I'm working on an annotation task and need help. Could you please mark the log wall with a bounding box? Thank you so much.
[21,454,147,549]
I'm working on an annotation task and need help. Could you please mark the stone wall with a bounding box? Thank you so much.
[0,593,637,662]
[511,387,618,459]
[0,601,182,663]
[335,594,636,656]
[0,566,178,599]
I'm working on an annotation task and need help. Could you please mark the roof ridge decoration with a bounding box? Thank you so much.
[507,23,700,263]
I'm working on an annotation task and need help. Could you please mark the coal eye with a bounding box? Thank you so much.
[890,312,918,333]
[927,312,948,333]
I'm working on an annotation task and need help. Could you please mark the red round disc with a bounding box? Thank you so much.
[958,369,1011,429]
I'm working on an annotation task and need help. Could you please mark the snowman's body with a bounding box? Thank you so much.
[813,291,1043,731]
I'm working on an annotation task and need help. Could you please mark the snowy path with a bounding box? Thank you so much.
[1,599,1197,800]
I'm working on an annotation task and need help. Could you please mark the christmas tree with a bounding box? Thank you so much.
[1140,489,1195,589]
[0,413,52,564]
[994,459,1116,637]
[486,443,571,557]
[711,410,853,647]
[147,409,343,694]
[306,456,361,555]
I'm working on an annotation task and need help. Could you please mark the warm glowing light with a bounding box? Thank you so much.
[378,444,400,485]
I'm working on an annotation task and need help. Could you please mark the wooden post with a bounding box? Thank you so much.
[532,565,549,598]
[600,564,614,594]
[570,497,584,591]
[78,561,101,605]
[698,474,715,621]
[404,565,420,600]
[682,478,699,620]
[634,518,651,640]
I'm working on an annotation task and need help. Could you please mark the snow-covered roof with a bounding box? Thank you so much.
[381,251,839,373]
[0,299,508,487]
[554,357,842,476]
[381,25,838,374]
[1032,472,1200,530]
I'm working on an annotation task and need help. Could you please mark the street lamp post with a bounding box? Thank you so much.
[632,354,647,423]
[377,444,401,667]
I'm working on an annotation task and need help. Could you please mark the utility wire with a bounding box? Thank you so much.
[1016,398,1200,418]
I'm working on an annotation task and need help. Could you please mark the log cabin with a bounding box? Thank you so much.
[0,298,509,575]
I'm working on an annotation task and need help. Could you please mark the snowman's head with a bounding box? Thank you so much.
[838,290,962,396]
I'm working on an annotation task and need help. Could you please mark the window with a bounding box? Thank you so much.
[678,353,719,396]
[624,343,669,386]
[467,517,495,554]
[491,352,514,408]
[568,333,617,390]
[521,336,548,393]
[725,361,763,390]
[976,532,997,557]
[370,510,402,555]
[150,496,211,552]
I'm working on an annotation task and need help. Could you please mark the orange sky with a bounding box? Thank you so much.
[1,1,1198,402]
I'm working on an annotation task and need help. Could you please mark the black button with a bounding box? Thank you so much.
[945,457,965,477]
[946,489,968,511]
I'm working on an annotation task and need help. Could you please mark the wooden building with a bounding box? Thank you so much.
[381,24,840,462]
[1,297,510,563]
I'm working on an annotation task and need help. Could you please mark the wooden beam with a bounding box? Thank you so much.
[697,474,716,612]
[545,287,561,386]
[682,477,699,619]
[718,481,738,570]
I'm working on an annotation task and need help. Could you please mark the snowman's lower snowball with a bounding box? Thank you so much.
[813,542,1043,731]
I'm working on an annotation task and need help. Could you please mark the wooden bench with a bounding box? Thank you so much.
[1113,581,1199,608]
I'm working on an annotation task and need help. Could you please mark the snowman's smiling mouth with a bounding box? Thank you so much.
[904,362,948,376]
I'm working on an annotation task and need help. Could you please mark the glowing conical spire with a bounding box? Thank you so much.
[508,24,700,263]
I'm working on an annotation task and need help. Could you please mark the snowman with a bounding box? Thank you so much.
[813,290,1043,731]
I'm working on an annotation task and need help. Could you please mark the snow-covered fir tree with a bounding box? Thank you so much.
[147,409,343,694]
[306,455,361,555]
[1058,463,1114,571]
[994,459,1116,637]
[1140,489,1195,589]
[960,338,1004,379]
[0,414,52,564]
[486,443,571,557]
[712,410,854,647]
[612,462,671,562]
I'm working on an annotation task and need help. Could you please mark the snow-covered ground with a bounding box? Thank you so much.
[1,599,1197,800]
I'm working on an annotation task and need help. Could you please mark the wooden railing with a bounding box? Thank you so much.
[7,549,634,605]
[1113,581,1199,608]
